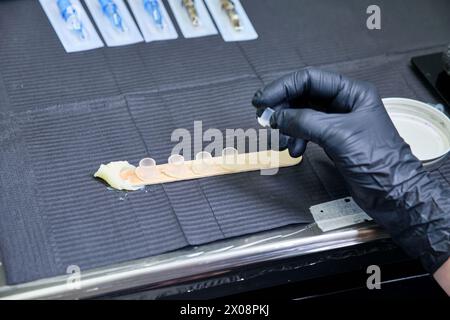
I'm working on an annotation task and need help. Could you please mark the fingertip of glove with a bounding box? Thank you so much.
[252,89,265,108]
[288,147,301,158]
[288,138,307,158]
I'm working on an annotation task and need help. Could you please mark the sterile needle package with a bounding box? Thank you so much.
[127,0,178,42]
[205,0,257,42]
[167,0,218,38]
[84,0,143,46]
[39,0,104,53]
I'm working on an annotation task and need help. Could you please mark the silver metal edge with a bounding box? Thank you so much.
[0,225,388,300]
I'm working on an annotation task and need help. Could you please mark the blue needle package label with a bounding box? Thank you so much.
[39,0,104,53]
[205,0,257,42]
[127,0,178,42]
[85,0,143,46]
[168,0,217,38]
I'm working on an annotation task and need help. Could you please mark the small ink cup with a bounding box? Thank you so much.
[221,147,240,171]
[257,107,275,128]
[192,151,215,174]
[164,154,190,178]
[135,157,160,180]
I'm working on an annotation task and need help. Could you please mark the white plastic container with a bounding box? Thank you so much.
[383,97,450,168]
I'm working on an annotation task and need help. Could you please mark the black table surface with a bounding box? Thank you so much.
[0,0,449,287]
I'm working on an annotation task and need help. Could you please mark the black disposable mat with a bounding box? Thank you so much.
[0,85,343,284]
[0,0,254,111]
[1,0,450,112]
[239,0,450,75]
[0,0,449,284]
[0,98,188,283]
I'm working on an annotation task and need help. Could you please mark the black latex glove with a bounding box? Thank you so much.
[252,68,450,274]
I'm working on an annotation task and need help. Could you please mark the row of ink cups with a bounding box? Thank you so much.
[40,0,258,53]
[135,147,241,181]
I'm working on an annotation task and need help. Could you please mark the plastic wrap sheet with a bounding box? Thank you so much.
[0,0,449,284]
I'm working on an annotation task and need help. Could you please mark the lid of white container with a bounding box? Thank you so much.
[383,97,450,162]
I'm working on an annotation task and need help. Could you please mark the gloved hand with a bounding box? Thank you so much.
[252,68,450,274]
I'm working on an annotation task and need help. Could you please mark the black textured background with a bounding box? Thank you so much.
[0,0,449,284]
